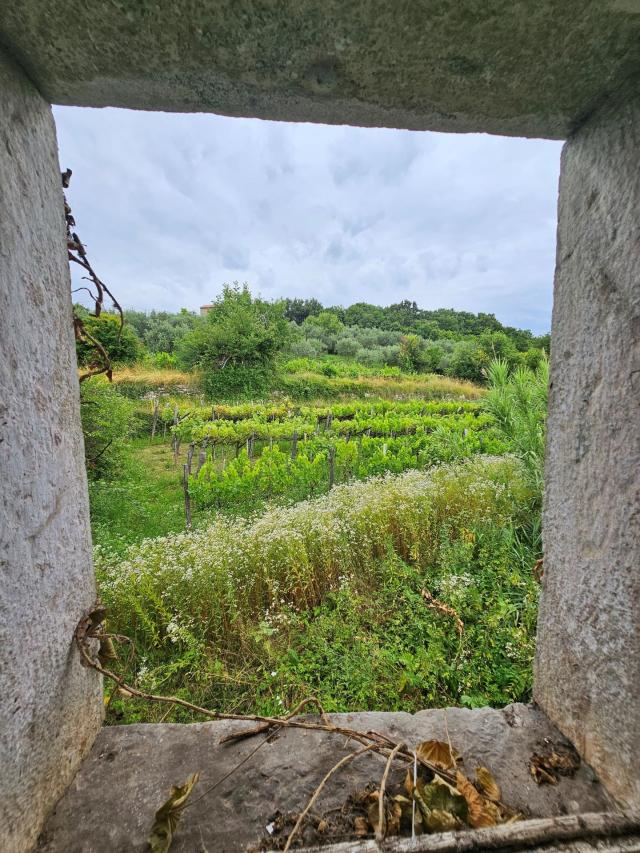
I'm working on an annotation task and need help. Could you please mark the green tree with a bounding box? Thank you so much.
[343,302,385,328]
[178,283,290,371]
[284,297,323,324]
[398,333,426,372]
[302,311,345,354]
[447,339,484,382]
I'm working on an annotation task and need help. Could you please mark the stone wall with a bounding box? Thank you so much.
[0,52,102,853]
[535,87,640,809]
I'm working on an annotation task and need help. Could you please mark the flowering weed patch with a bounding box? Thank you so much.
[97,457,539,722]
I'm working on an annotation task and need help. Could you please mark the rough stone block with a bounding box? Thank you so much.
[0,51,102,853]
[535,85,640,809]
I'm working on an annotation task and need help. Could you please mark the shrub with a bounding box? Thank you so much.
[75,311,143,366]
[289,338,326,358]
[203,364,274,401]
[144,351,178,370]
[335,335,360,358]
[80,377,137,479]
[482,358,549,501]
[178,283,290,372]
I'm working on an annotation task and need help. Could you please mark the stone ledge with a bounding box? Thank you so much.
[37,704,616,852]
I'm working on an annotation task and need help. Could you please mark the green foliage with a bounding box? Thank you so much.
[143,351,178,369]
[177,284,289,399]
[283,297,323,324]
[126,308,197,354]
[97,457,538,721]
[202,364,274,401]
[191,422,506,517]
[89,440,193,555]
[80,377,137,479]
[482,358,549,500]
[302,311,345,354]
[75,310,143,366]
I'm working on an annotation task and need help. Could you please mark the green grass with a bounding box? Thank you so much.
[89,439,194,554]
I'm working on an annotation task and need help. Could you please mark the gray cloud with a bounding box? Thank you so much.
[54,107,562,334]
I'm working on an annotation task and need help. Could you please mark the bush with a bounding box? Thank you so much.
[143,351,178,370]
[289,338,326,358]
[80,377,137,479]
[76,311,144,366]
[482,358,549,501]
[335,335,360,358]
[203,364,274,401]
[178,283,290,372]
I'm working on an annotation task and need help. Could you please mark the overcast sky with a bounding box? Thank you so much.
[54,107,562,334]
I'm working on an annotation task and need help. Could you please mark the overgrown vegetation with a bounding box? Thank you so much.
[97,457,539,721]
[78,282,548,726]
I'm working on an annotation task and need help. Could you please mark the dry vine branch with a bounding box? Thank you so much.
[75,606,473,788]
[75,601,527,850]
[63,168,123,382]
[421,589,464,636]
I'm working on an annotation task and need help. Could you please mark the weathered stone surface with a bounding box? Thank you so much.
[0,50,103,853]
[37,705,615,852]
[535,86,640,809]
[1,2,640,139]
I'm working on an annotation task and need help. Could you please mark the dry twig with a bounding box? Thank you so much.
[421,589,464,636]
[63,168,123,382]
[377,741,405,842]
[282,745,378,853]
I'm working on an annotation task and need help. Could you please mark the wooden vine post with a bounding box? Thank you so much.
[196,441,207,475]
[183,463,192,529]
[172,404,180,466]
[328,446,336,489]
[186,442,195,477]
[150,395,159,438]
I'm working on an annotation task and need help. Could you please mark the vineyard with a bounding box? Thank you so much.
[88,358,548,724]
[164,399,507,515]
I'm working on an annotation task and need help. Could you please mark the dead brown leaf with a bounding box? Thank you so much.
[416,739,461,771]
[530,744,580,785]
[530,755,558,785]
[365,791,402,838]
[455,771,497,829]
[425,809,460,833]
[149,772,199,853]
[475,766,501,802]
[404,769,415,797]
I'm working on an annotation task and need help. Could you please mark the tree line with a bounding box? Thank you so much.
[75,282,549,386]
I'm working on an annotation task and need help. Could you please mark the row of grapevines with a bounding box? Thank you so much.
[148,397,481,431]
[190,427,507,515]
[177,409,492,446]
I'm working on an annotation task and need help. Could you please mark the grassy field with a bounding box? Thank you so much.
[89,439,190,554]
